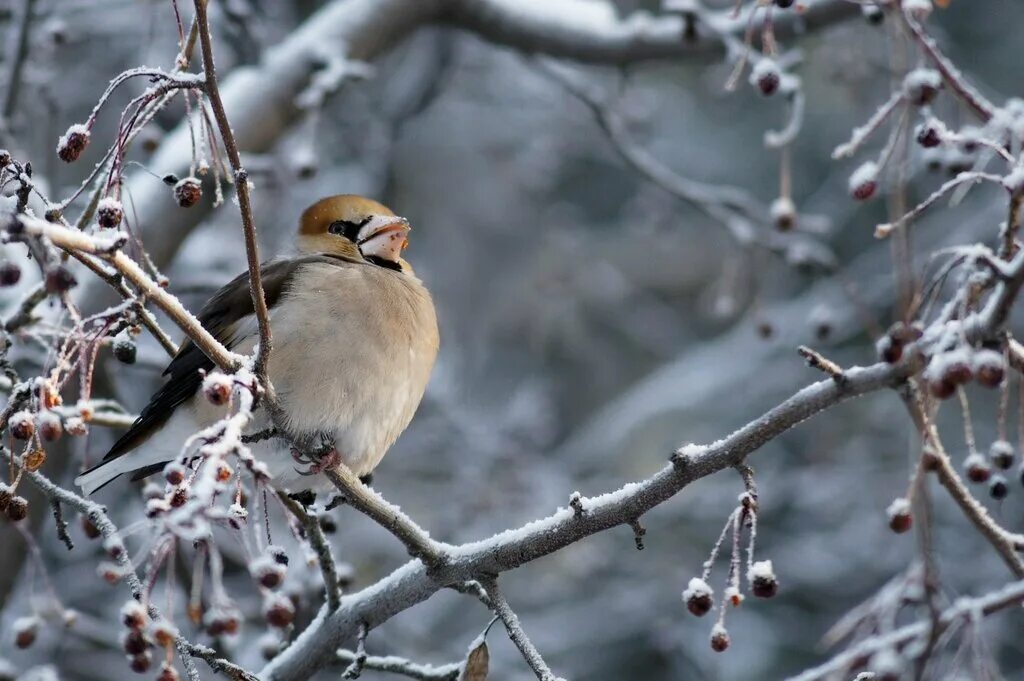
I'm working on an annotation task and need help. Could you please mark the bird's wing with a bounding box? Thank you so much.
[96,254,364,479]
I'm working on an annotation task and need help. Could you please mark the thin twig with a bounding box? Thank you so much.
[335,650,461,681]
[277,490,342,611]
[797,345,845,382]
[478,576,559,681]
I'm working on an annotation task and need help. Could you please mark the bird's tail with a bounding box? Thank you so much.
[75,455,145,496]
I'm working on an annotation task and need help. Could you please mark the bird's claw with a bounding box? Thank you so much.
[291,447,341,477]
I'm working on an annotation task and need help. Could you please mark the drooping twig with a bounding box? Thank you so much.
[1,0,38,125]
[277,490,342,611]
[478,576,560,681]
[335,650,461,681]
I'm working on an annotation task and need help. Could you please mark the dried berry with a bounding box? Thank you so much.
[81,514,101,539]
[105,536,125,560]
[169,487,188,508]
[112,336,137,364]
[152,622,177,647]
[964,454,991,484]
[877,335,902,364]
[710,625,730,653]
[24,448,45,472]
[122,629,148,655]
[128,652,152,674]
[97,197,123,229]
[928,377,957,400]
[972,349,1005,388]
[14,616,39,649]
[204,608,240,637]
[0,149,10,167]
[319,515,337,534]
[39,412,63,441]
[164,463,186,486]
[0,262,21,287]
[10,411,34,439]
[157,663,181,681]
[6,495,28,521]
[173,177,202,208]
[748,560,778,598]
[122,601,147,630]
[770,196,796,232]
[990,475,1009,500]
[57,124,90,163]
[921,446,940,472]
[903,69,942,106]
[203,373,232,406]
[45,264,77,294]
[849,161,879,201]
[263,594,295,628]
[750,58,781,97]
[915,122,942,148]
[990,440,1015,470]
[682,577,713,617]
[886,498,912,534]
[251,557,286,590]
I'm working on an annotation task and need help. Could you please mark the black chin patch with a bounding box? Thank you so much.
[365,255,402,272]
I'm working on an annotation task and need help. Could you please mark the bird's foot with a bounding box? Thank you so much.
[293,446,342,477]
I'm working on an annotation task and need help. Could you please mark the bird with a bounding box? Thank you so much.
[75,195,439,496]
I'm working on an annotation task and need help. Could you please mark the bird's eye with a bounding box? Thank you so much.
[327,218,368,241]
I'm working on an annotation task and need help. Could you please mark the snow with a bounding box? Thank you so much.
[902,68,941,100]
[747,559,775,581]
[885,498,910,520]
[848,161,879,192]
[682,577,713,600]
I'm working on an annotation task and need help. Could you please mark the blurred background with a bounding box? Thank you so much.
[2,0,1024,679]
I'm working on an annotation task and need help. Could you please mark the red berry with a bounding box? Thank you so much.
[122,629,149,655]
[264,595,295,628]
[128,652,152,674]
[57,125,90,163]
[965,454,991,484]
[710,626,730,652]
[14,617,39,648]
[10,411,34,439]
[173,178,202,208]
[81,514,101,539]
[97,198,123,229]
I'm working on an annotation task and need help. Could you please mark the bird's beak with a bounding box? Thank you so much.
[356,215,410,263]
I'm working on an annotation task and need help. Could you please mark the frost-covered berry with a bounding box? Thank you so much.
[203,373,232,406]
[145,498,171,518]
[122,601,147,630]
[97,197,123,229]
[112,336,137,364]
[151,621,178,648]
[104,536,125,560]
[128,651,152,674]
[57,124,90,163]
[770,196,796,232]
[0,262,21,287]
[990,475,1009,500]
[14,616,40,649]
[39,412,62,441]
[682,577,714,617]
[903,68,942,106]
[215,461,233,482]
[876,335,902,364]
[972,349,1005,388]
[169,487,188,508]
[750,58,781,97]
[748,560,778,598]
[861,4,884,24]
[173,177,202,208]
[263,594,295,628]
[80,514,101,539]
[122,629,149,655]
[250,553,287,590]
[65,416,87,436]
[990,440,1015,470]
[10,411,34,439]
[164,462,186,486]
[915,121,943,148]
[259,632,281,660]
[849,161,879,201]
[268,545,289,566]
[204,606,241,636]
[964,453,991,484]
[709,624,730,652]
[6,495,28,521]
[0,149,10,167]
[931,349,973,386]
[903,0,932,20]
[157,663,181,681]
[886,497,912,534]
[45,264,77,294]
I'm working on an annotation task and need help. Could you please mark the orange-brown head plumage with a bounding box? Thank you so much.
[298,195,411,272]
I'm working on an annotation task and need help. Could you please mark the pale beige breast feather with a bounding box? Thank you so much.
[264,261,439,476]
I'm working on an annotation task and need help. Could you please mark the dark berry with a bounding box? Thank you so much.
[57,126,90,163]
[173,178,202,208]
[6,495,28,521]
[0,262,21,287]
[45,265,77,294]
[990,475,1009,500]
[112,337,137,364]
[710,627,730,653]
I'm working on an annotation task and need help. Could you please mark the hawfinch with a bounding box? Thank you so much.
[76,195,439,495]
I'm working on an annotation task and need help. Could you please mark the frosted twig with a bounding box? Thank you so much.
[833,89,902,160]
[342,622,369,679]
[875,172,1003,238]
[277,491,342,611]
[335,650,461,680]
[479,576,560,681]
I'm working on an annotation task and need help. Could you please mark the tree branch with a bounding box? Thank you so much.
[478,576,559,681]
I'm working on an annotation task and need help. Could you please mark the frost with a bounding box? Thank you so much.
[902,68,942,103]
[885,497,910,520]
[848,161,879,193]
[682,577,713,600]
[747,559,775,582]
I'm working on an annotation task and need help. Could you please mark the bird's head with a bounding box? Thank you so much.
[298,195,411,271]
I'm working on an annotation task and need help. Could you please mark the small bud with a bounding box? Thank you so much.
[203,373,232,406]
[39,412,63,441]
[112,336,137,364]
[750,58,781,97]
[161,174,179,186]
[990,475,1009,500]
[990,440,1014,470]
[57,124,90,163]
[14,616,40,649]
[748,560,778,598]
[0,262,21,287]
[173,177,202,208]
[756,320,774,339]
[682,577,714,616]
[97,197,123,229]
[964,453,991,484]
[710,624,730,652]
[128,652,152,674]
[972,349,1005,388]
[6,495,28,521]
[263,594,295,628]
[10,411,34,439]
[886,498,912,534]
[849,161,879,201]
[45,265,77,294]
